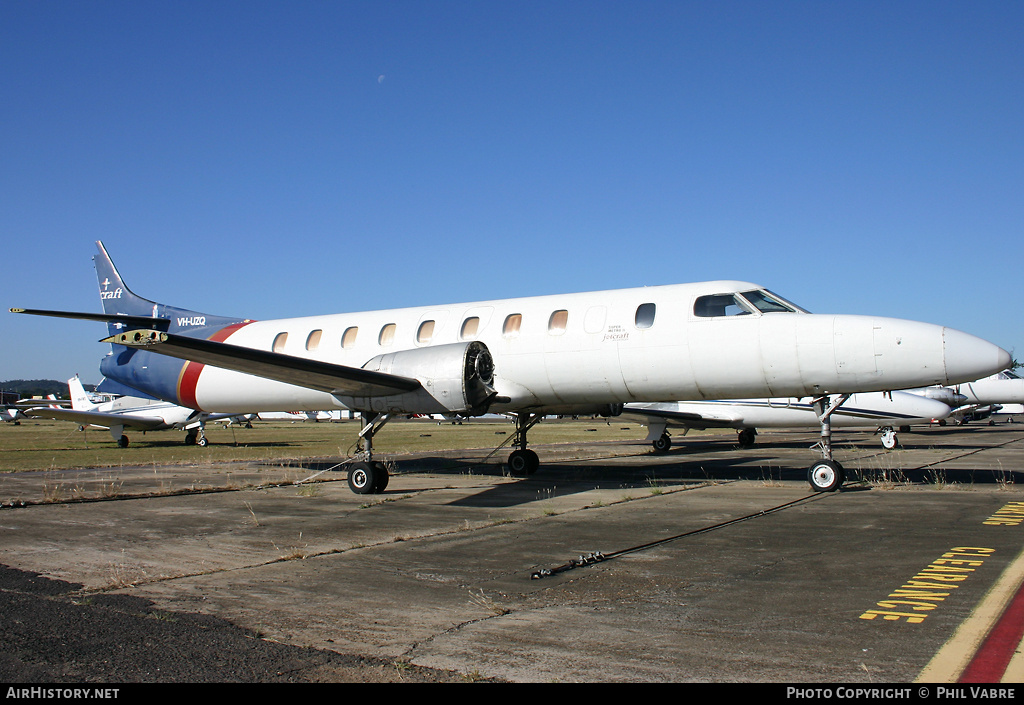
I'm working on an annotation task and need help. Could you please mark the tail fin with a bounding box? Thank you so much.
[92,241,248,335]
[93,241,161,320]
[67,375,95,411]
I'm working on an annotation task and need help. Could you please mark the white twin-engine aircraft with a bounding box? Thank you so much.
[12,241,1010,495]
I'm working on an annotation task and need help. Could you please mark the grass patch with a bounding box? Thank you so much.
[0,418,653,473]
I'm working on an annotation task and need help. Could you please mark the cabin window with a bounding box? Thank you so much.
[460,317,480,340]
[503,313,522,338]
[693,294,755,318]
[341,326,358,349]
[378,323,396,346]
[417,320,435,344]
[548,309,568,335]
[305,329,322,351]
[635,303,656,329]
[272,332,288,353]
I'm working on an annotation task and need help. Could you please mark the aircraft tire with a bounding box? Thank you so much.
[808,459,844,492]
[197,436,208,447]
[652,434,671,453]
[117,435,129,448]
[508,449,539,476]
[371,461,389,493]
[348,461,386,495]
[737,429,756,448]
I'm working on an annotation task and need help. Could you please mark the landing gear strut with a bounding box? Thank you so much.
[807,394,849,492]
[507,412,541,476]
[109,424,129,448]
[348,412,391,494]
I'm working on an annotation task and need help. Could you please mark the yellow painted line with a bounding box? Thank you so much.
[917,544,1024,683]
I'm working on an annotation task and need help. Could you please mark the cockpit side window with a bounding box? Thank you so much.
[693,294,755,318]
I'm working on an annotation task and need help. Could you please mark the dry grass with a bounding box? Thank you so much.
[0,417,655,473]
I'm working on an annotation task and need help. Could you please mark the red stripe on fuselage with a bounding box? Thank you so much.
[176,321,255,410]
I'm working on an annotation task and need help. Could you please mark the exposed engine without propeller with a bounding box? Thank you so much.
[336,341,499,416]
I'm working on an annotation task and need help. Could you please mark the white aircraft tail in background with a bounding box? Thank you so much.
[12,241,1011,493]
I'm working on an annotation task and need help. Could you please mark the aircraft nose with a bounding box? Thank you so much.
[942,327,1011,385]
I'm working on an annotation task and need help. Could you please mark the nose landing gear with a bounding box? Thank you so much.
[807,394,849,492]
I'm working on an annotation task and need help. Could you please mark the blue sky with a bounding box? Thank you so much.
[2,1,1021,384]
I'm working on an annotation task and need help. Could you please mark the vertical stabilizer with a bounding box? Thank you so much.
[67,375,96,412]
[93,241,161,320]
[92,241,248,335]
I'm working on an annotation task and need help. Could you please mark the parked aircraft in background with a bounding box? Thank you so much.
[257,410,350,422]
[23,375,231,447]
[945,369,1024,424]
[625,390,952,452]
[12,242,1010,494]
[1,394,64,424]
[904,369,1024,425]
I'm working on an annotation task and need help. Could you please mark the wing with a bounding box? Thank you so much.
[102,330,422,398]
[8,399,71,409]
[23,407,168,431]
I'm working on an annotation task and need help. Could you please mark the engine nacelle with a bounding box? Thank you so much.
[335,341,498,416]
[910,386,968,408]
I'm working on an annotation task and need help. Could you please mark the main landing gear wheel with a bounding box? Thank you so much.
[737,428,757,448]
[652,433,672,453]
[506,412,543,477]
[347,461,390,495]
[508,448,539,476]
[808,459,845,492]
[117,435,129,448]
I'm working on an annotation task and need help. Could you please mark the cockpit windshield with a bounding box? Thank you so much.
[739,290,809,314]
[693,289,809,318]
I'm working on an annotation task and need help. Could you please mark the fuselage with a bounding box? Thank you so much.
[957,370,1024,406]
[100,281,1011,415]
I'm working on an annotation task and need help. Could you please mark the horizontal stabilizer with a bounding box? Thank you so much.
[11,308,170,331]
[102,330,423,398]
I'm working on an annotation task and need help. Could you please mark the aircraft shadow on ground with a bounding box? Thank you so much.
[287,424,1022,507]
[0,563,435,683]
[400,454,802,507]
[424,438,1022,507]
